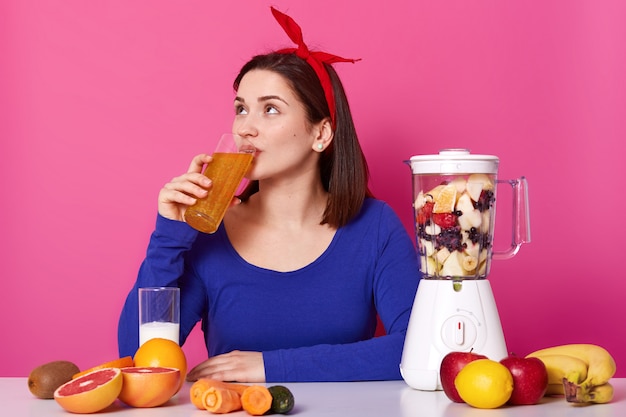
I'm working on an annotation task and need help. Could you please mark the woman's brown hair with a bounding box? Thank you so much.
[233,53,373,228]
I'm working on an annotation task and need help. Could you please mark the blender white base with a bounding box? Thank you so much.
[400,279,508,391]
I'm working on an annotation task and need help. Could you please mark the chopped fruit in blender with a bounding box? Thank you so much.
[419,238,436,257]
[433,213,458,229]
[416,201,434,224]
[467,173,494,190]
[414,191,427,210]
[426,184,445,200]
[462,255,478,272]
[467,227,491,248]
[451,177,467,193]
[478,260,487,275]
[466,181,484,202]
[414,175,496,278]
[436,247,451,264]
[424,223,441,236]
[435,227,465,252]
[440,251,465,276]
[420,256,438,274]
[458,208,483,231]
[473,190,495,212]
[464,239,480,258]
[456,193,474,215]
[480,211,491,233]
[433,184,457,213]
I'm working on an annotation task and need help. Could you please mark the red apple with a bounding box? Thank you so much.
[440,350,488,402]
[500,355,549,405]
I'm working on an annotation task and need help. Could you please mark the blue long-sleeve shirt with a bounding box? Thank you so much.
[118,198,420,382]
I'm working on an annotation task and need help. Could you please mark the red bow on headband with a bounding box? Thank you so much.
[271,7,360,129]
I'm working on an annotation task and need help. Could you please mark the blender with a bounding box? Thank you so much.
[400,149,530,391]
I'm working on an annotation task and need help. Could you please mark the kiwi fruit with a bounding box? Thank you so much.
[28,360,80,399]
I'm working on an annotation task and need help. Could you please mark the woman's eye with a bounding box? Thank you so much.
[265,105,279,114]
[235,105,247,115]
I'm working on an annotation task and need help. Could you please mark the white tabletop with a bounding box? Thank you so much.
[3,378,624,416]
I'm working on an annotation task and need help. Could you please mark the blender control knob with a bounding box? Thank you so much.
[455,320,465,345]
[442,315,478,350]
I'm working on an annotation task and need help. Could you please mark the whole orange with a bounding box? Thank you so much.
[133,338,187,392]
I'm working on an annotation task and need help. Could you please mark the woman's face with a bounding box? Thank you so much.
[233,69,325,184]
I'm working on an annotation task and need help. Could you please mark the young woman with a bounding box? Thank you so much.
[118,7,420,383]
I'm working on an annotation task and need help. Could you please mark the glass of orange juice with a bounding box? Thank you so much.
[183,133,254,234]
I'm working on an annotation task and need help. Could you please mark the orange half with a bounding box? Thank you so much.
[433,184,457,213]
[72,356,134,379]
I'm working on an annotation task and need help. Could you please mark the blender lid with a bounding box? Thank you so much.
[408,149,499,174]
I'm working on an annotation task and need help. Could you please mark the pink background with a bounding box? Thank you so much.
[2,1,625,377]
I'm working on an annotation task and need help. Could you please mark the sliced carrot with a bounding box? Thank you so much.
[190,379,213,409]
[241,385,273,416]
[206,379,250,395]
[190,378,251,409]
[201,387,242,414]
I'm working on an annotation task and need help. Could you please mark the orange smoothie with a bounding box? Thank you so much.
[184,152,253,233]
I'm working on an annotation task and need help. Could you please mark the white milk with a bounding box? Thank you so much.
[139,321,180,346]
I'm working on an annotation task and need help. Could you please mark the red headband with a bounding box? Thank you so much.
[270,7,360,130]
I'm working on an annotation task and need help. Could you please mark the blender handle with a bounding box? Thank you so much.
[493,177,531,260]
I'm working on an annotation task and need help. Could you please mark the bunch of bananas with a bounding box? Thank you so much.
[526,343,616,404]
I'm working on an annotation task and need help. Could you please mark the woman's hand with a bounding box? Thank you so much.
[157,154,213,221]
[186,350,265,383]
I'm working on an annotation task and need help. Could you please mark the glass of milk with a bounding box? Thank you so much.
[138,287,180,346]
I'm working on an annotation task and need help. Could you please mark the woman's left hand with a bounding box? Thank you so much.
[186,350,265,383]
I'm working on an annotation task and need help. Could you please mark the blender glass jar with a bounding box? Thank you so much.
[408,149,499,280]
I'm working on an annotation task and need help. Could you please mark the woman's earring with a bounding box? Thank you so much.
[317,143,324,150]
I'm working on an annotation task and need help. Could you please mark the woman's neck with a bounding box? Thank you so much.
[251,177,328,228]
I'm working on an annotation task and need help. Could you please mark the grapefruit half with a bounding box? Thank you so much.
[134,338,187,392]
[54,368,122,413]
[118,366,181,408]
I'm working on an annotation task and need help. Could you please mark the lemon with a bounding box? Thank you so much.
[455,359,514,409]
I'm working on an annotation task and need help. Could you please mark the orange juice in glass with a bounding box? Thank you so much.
[184,133,254,234]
